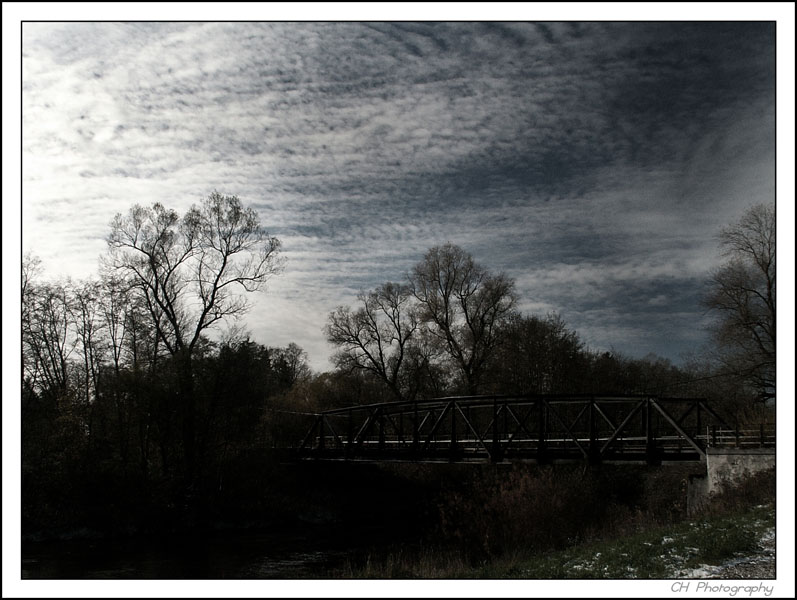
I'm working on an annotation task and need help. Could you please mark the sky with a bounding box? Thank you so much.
[12,16,785,377]
[4,4,797,599]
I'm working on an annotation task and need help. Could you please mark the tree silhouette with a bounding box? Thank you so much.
[326,282,420,401]
[409,243,516,394]
[105,191,283,486]
[704,203,775,400]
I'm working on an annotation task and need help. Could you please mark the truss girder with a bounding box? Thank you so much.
[299,395,743,463]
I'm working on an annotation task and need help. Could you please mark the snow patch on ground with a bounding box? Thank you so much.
[672,525,775,579]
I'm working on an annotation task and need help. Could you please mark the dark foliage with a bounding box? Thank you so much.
[21,216,774,546]
[434,463,696,561]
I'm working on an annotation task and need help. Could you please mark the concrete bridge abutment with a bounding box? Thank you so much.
[687,447,775,515]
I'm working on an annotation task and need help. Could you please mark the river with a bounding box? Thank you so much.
[21,524,382,579]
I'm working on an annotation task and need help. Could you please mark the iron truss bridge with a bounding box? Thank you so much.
[296,395,773,464]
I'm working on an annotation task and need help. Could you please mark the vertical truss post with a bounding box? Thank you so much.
[696,401,702,441]
[588,398,599,465]
[378,407,385,453]
[645,397,659,465]
[299,415,320,453]
[449,400,457,461]
[465,404,472,454]
[538,399,548,464]
[318,415,325,452]
[346,409,354,458]
[503,400,508,454]
[412,401,419,455]
[398,408,404,450]
[491,397,501,463]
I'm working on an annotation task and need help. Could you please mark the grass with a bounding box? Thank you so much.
[499,504,773,579]
[336,503,774,579]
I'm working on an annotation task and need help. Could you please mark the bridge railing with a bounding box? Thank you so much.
[705,426,776,448]
[294,395,765,464]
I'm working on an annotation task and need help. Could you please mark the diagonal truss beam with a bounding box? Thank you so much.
[381,411,409,446]
[455,404,494,458]
[354,409,378,445]
[697,400,733,430]
[299,415,321,450]
[675,401,697,426]
[421,403,452,452]
[504,403,537,444]
[322,415,346,449]
[545,400,588,458]
[567,402,590,433]
[650,399,706,457]
[480,404,503,443]
[593,402,618,431]
[600,398,646,455]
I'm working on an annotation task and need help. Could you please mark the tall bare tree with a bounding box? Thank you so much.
[72,280,107,410]
[409,243,516,394]
[22,259,78,404]
[105,191,283,483]
[704,203,775,400]
[326,282,420,401]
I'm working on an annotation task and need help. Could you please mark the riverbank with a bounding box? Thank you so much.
[331,466,776,579]
[333,503,775,579]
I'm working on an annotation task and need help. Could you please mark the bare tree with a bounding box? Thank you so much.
[21,265,78,404]
[93,274,160,476]
[326,282,420,401]
[704,203,775,400]
[22,253,44,395]
[106,192,283,357]
[105,191,283,482]
[72,280,107,409]
[97,274,138,376]
[409,243,516,394]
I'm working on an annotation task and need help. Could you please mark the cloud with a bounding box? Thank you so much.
[21,22,776,371]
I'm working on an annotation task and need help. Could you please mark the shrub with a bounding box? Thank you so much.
[435,463,701,561]
[436,465,606,559]
[701,466,776,517]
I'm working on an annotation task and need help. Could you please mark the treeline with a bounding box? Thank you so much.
[322,241,772,417]
[20,194,774,538]
[22,258,312,534]
[22,193,291,536]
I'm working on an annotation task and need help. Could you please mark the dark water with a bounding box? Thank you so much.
[21,526,371,579]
